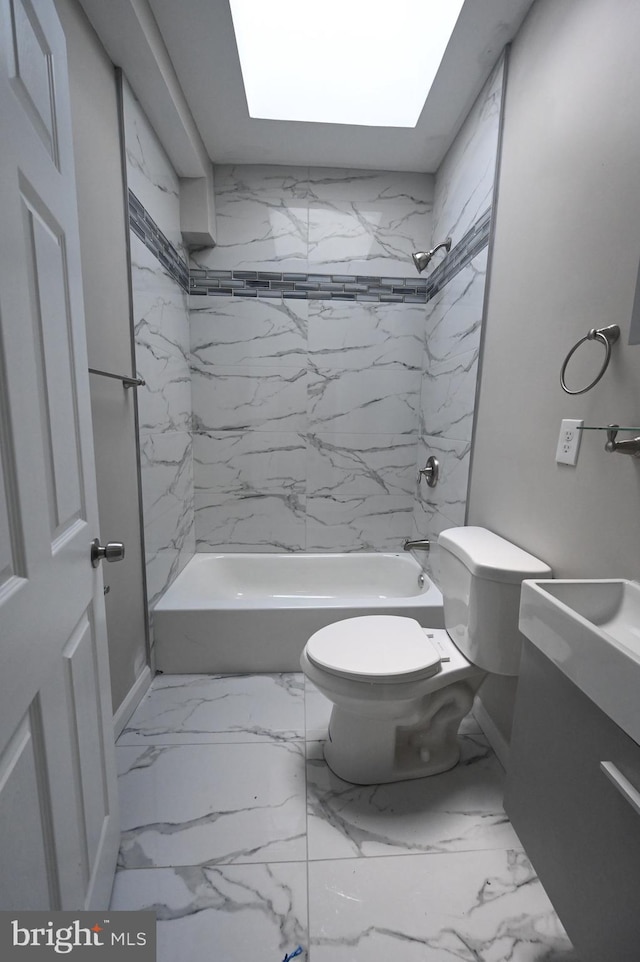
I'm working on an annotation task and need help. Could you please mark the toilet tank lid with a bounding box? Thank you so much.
[437,527,552,583]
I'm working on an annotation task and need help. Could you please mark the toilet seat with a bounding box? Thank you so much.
[305,615,441,683]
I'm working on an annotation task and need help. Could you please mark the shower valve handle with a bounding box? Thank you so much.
[418,456,439,488]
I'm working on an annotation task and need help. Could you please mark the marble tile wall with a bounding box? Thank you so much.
[123,78,184,256]
[412,57,505,576]
[190,52,504,557]
[192,166,435,278]
[122,80,195,608]
[431,59,505,250]
[190,167,435,552]
[414,250,487,546]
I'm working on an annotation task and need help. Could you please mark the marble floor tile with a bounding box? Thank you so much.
[118,673,305,745]
[110,862,308,962]
[308,848,578,961]
[116,741,307,868]
[109,672,575,960]
[306,733,522,860]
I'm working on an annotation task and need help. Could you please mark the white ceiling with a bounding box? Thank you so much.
[82,0,537,175]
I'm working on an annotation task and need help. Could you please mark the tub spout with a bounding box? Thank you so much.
[403,538,431,551]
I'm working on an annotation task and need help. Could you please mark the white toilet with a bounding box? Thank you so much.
[300,526,551,784]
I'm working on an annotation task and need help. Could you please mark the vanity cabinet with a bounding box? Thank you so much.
[505,640,640,961]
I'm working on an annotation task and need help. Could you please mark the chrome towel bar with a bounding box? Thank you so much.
[89,367,145,388]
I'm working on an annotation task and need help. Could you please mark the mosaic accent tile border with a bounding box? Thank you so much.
[189,208,492,304]
[128,189,490,307]
[427,207,491,299]
[190,270,431,303]
[128,190,190,292]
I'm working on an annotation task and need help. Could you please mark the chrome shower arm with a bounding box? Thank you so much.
[429,240,451,257]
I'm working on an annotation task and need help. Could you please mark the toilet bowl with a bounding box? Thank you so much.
[300,527,552,784]
[301,615,485,784]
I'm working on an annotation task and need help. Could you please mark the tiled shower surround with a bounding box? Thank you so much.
[191,294,423,551]
[411,52,505,562]
[189,59,504,554]
[125,59,505,580]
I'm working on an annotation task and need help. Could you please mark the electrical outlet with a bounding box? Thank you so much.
[555,418,584,466]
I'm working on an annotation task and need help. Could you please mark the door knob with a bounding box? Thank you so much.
[91,538,125,568]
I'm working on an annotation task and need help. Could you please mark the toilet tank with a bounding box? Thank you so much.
[438,527,552,676]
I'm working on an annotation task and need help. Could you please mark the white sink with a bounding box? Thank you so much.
[519,579,640,744]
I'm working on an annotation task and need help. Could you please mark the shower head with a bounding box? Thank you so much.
[412,237,452,274]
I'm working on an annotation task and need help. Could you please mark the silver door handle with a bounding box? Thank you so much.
[91,538,125,568]
[600,761,640,817]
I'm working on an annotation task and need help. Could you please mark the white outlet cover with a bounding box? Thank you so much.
[556,418,584,466]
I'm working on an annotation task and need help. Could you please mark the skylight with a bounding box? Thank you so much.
[229,0,466,128]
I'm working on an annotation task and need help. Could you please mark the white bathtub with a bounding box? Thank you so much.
[153,552,444,673]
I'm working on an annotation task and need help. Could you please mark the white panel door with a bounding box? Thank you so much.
[0,0,119,909]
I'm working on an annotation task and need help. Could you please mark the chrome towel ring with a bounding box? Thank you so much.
[560,324,620,395]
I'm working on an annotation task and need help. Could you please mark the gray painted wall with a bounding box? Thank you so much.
[55,0,148,716]
[468,0,640,744]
